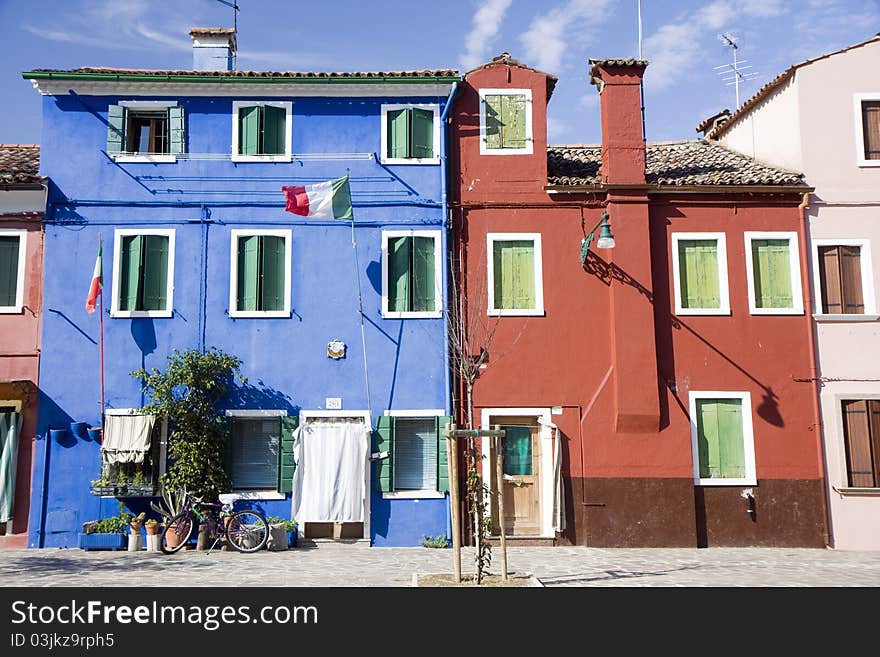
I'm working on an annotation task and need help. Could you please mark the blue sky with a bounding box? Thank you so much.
[1,0,877,146]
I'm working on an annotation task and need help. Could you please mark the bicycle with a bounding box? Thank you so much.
[160,490,269,554]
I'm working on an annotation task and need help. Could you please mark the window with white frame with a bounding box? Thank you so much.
[374,411,451,497]
[382,230,442,318]
[487,233,544,316]
[380,104,440,165]
[231,101,292,162]
[229,229,292,318]
[671,233,730,315]
[689,391,756,486]
[479,88,533,155]
[840,398,880,488]
[106,101,184,162]
[0,229,26,313]
[111,229,175,318]
[224,411,298,494]
[854,93,880,166]
[812,239,877,318]
[743,232,804,314]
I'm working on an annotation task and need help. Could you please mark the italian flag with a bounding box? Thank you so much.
[282,175,353,220]
[85,243,102,314]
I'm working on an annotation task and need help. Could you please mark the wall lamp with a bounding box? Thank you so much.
[580,211,615,265]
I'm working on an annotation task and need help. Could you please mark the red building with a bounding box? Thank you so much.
[0,144,44,549]
[450,54,828,547]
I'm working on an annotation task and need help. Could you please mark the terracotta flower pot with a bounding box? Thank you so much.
[145,523,160,536]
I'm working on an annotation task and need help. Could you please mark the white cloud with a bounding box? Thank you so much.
[518,0,615,72]
[459,0,513,71]
[698,1,736,30]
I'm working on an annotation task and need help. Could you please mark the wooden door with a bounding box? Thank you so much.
[491,416,541,536]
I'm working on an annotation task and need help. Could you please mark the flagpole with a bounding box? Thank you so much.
[98,232,105,420]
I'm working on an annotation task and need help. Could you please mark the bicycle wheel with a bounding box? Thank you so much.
[225,510,269,553]
[160,512,194,554]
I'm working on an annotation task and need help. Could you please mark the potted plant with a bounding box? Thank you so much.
[78,504,132,551]
[266,516,298,549]
[150,484,187,550]
[128,512,146,551]
[144,518,161,552]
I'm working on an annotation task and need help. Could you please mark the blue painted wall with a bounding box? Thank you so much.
[28,89,455,548]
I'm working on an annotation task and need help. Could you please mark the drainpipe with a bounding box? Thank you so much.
[440,82,459,416]
[797,192,833,548]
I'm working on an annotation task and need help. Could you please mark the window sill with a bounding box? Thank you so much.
[748,308,805,316]
[111,310,173,319]
[479,146,534,156]
[675,309,732,316]
[113,154,177,164]
[0,307,23,314]
[382,311,443,319]
[487,308,545,317]
[231,155,293,163]
[813,314,880,322]
[380,157,440,166]
[228,490,286,500]
[382,491,445,500]
[832,486,880,496]
[856,160,880,167]
[694,478,757,487]
[229,311,292,319]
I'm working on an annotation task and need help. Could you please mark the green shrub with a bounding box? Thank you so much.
[421,534,450,548]
[266,516,298,531]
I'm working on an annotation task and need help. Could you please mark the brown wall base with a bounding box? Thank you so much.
[561,478,827,548]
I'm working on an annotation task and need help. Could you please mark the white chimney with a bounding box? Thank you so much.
[188,27,236,71]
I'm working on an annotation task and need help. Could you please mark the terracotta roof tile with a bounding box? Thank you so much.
[465,52,558,99]
[28,67,459,79]
[0,144,41,184]
[547,140,806,187]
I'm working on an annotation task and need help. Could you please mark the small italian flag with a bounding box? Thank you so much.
[282,175,353,220]
[85,242,102,314]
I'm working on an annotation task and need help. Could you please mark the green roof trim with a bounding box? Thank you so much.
[22,71,461,84]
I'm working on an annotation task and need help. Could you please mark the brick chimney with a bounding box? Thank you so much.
[589,59,648,184]
[189,27,237,71]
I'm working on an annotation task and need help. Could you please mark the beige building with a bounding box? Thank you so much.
[710,34,880,550]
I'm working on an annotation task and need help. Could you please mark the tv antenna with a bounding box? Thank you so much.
[714,33,760,108]
[215,0,240,69]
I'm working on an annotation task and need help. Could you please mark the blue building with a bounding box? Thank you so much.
[24,27,460,548]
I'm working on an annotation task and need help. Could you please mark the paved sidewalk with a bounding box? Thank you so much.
[1,544,879,586]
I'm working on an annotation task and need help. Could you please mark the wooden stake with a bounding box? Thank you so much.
[494,426,508,581]
[446,423,462,584]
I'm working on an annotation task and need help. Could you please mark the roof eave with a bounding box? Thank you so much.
[545,184,813,194]
[21,71,461,85]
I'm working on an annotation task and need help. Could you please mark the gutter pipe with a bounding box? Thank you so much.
[439,82,458,417]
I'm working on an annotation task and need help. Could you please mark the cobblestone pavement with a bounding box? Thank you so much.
[1,544,879,587]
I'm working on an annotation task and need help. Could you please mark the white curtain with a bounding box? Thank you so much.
[101,414,155,464]
[0,412,22,523]
[291,418,369,523]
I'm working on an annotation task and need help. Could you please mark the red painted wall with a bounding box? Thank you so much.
[0,219,43,548]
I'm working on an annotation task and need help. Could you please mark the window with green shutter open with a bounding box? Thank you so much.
[385,107,435,161]
[492,240,536,310]
[106,104,185,156]
[117,234,170,313]
[0,233,23,310]
[386,234,437,314]
[374,414,452,495]
[238,105,286,156]
[235,235,286,313]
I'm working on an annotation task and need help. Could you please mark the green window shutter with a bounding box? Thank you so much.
[141,235,169,311]
[374,415,394,493]
[388,236,412,312]
[262,105,286,155]
[387,109,409,159]
[410,108,434,159]
[239,106,260,155]
[752,239,792,309]
[168,106,186,155]
[119,235,142,311]
[259,235,285,312]
[494,241,535,310]
[237,235,259,312]
[106,104,126,154]
[696,399,745,479]
[484,95,503,149]
[679,240,720,309]
[219,416,234,489]
[435,415,452,493]
[278,415,298,493]
[0,236,20,307]
[411,236,436,312]
[501,94,527,148]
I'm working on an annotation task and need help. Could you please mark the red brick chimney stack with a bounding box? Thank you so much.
[589,59,648,185]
